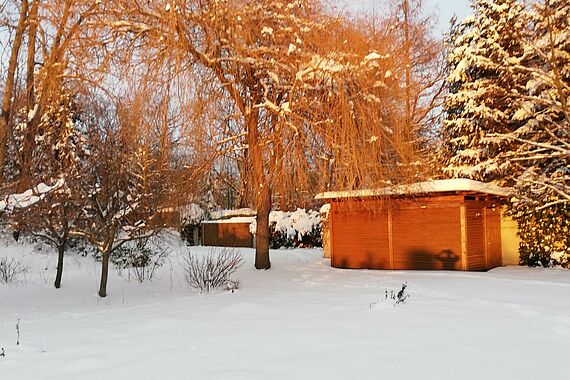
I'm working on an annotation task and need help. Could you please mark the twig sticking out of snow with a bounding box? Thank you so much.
[16,318,20,346]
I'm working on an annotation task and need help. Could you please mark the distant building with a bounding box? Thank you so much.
[202,209,256,248]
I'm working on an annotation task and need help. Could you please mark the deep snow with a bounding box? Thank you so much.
[1,234,569,380]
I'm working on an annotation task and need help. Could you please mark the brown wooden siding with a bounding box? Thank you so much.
[202,222,254,248]
[466,202,487,270]
[328,195,504,271]
[331,204,390,269]
[392,206,462,270]
[485,207,502,268]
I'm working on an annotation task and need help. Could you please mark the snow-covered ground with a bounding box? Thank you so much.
[1,233,569,380]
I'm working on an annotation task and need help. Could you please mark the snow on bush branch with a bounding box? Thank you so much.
[180,203,206,226]
[249,208,321,241]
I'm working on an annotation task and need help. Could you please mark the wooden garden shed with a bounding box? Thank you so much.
[316,179,509,271]
[202,216,255,248]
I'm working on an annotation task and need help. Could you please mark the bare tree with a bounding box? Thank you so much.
[9,88,87,289]
[0,0,28,183]
[1,0,117,288]
[101,0,435,269]
[71,75,185,297]
[386,0,445,165]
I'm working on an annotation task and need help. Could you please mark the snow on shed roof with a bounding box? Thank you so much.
[209,208,256,220]
[202,216,256,224]
[315,179,509,200]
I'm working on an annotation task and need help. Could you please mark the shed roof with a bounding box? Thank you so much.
[210,208,256,220]
[202,216,256,224]
[315,179,509,200]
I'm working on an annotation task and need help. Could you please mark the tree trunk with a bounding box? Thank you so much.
[17,0,39,191]
[255,185,271,269]
[246,107,271,269]
[54,242,65,289]
[54,215,68,289]
[0,0,29,182]
[403,0,411,131]
[98,247,111,297]
[26,0,38,109]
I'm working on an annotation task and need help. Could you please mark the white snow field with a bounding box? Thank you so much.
[1,234,569,380]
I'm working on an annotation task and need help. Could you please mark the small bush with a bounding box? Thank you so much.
[69,237,98,258]
[0,257,28,284]
[182,248,243,293]
[111,237,170,283]
[513,203,569,268]
[225,279,240,293]
[74,236,169,282]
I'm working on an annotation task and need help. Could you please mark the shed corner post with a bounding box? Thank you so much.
[388,208,394,269]
[483,205,488,268]
[460,204,468,271]
[328,201,335,267]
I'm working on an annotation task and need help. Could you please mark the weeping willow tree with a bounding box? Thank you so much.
[99,0,434,269]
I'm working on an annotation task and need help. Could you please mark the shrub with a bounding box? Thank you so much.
[251,209,322,249]
[514,204,569,268]
[111,237,170,283]
[69,237,98,257]
[182,247,243,293]
[0,257,28,284]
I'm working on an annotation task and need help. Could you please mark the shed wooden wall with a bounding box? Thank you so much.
[329,195,503,271]
[331,203,390,269]
[202,222,254,248]
[392,205,462,270]
[465,201,487,270]
[485,206,502,268]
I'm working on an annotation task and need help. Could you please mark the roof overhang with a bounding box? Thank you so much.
[315,179,510,200]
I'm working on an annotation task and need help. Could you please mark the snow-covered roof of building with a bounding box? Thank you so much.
[209,208,256,220]
[202,216,256,224]
[315,179,509,200]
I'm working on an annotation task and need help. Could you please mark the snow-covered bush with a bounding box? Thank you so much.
[69,237,98,258]
[182,248,243,293]
[513,204,569,268]
[250,209,322,249]
[180,203,206,245]
[110,237,170,283]
[0,256,28,284]
[225,279,240,293]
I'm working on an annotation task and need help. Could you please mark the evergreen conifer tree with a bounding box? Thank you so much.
[440,0,569,266]
[440,0,527,181]
[507,0,570,266]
